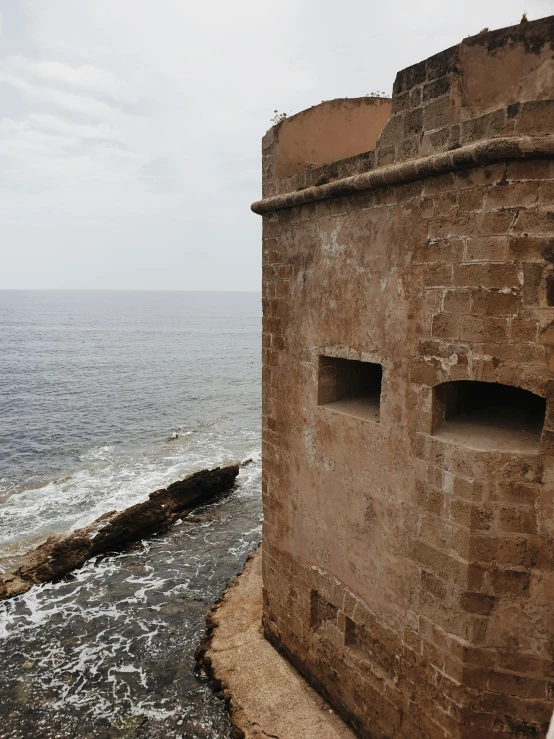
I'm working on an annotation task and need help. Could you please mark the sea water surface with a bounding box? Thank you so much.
[0,290,262,738]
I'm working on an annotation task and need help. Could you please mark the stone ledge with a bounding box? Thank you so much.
[196,549,356,739]
[251,135,554,215]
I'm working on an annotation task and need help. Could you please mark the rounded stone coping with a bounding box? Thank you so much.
[251,135,554,215]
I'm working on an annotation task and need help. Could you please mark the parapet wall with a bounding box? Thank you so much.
[255,16,554,739]
[384,16,554,158]
[263,97,391,191]
[260,15,554,202]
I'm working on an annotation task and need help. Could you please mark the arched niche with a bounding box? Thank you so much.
[431,380,545,454]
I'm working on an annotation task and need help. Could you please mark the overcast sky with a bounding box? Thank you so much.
[1,1,552,291]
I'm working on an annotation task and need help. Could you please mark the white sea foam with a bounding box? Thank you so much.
[0,290,261,735]
[0,424,260,561]
[0,460,262,733]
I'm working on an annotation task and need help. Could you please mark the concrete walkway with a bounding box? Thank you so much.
[204,549,357,739]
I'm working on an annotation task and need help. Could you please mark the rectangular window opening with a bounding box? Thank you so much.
[318,356,382,423]
[344,616,395,679]
[546,273,554,307]
[310,589,338,631]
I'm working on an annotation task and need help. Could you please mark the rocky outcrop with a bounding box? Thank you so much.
[0,465,239,602]
[196,550,356,739]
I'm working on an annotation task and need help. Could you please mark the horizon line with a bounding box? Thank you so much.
[0,288,262,293]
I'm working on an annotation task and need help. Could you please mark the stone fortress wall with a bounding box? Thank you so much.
[252,16,554,739]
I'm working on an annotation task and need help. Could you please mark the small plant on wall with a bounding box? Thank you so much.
[270,110,290,124]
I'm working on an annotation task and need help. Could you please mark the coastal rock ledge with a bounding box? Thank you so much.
[0,464,239,601]
[196,549,356,739]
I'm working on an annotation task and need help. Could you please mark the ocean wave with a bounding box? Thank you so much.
[0,426,261,562]
[0,460,262,735]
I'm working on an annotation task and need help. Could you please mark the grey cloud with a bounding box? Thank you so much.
[1,0,553,290]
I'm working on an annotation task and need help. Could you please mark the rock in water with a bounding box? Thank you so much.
[0,464,239,602]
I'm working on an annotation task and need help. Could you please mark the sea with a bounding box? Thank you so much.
[0,290,263,739]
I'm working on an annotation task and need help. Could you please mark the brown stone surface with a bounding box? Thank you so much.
[198,550,356,739]
[266,97,391,185]
[255,14,554,739]
[0,465,239,601]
